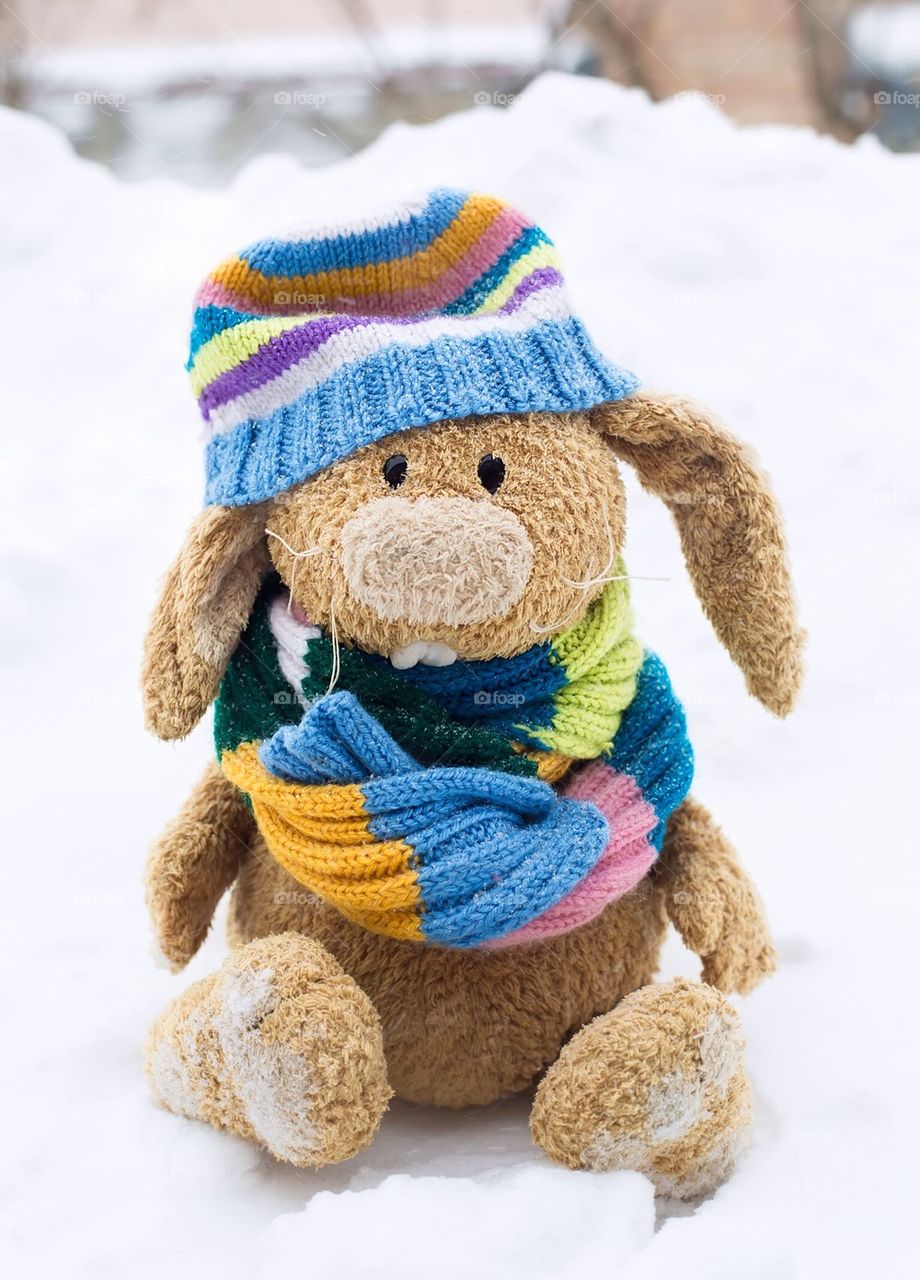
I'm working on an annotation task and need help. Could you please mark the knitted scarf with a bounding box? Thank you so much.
[215,573,693,949]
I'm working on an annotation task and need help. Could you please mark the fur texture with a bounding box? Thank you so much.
[265,413,625,661]
[142,503,271,739]
[593,393,805,716]
[146,761,253,972]
[661,797,777,994]
[341,494,534,630]
[142,394,796,1189]
[530,979,753,1197]
[225,833,669,1107]
[146,932,391,1166]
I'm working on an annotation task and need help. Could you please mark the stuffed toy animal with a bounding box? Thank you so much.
[142,189,803,1197]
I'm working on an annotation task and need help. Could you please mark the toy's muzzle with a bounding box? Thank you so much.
[340,495,534,632]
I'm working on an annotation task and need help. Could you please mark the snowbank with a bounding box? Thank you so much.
[1,73,918,1279]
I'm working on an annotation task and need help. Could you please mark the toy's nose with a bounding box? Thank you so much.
[341,495,533,627]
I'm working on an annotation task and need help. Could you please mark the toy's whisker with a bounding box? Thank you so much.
[531,502,671,634]
[559,504,673,593]
[264,529,322,559]
[327,594,342,695]
[561,572,672,588]
[563,503,618,591]
[529,601,591,634]
[531,566,671,636]
[265,528,323,614]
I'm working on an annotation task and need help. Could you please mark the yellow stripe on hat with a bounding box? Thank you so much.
[189,313,335,396]
[208,193,508,312]
[471,242,561,315]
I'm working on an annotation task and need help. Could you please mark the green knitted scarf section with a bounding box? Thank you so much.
[214,572,642,776]
[214,579,537,775]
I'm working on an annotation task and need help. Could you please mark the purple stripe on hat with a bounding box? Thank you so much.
[199,312,408,417]
[498,267,564,316]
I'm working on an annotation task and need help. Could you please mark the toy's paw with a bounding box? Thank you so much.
[145,763,251,973]
[530,979,753,1199]
[700,932,777,996]
[146,815,231,972]
[666,835,777,996]
[146,933,391,1166]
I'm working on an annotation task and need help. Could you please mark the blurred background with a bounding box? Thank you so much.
[2,0,919,184]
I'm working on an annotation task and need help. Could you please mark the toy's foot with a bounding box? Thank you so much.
[530,979,752,1198]
[146,932,391,1166]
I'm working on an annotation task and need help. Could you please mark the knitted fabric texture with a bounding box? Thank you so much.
[189,188,638,506]
[215,579,693,949]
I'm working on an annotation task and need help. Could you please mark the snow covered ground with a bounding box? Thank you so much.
[1,72,918,1278]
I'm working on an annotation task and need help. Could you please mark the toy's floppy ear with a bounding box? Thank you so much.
[142,503,271,740]
[592,392,805,717]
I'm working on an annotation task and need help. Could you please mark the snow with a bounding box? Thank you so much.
[848,3,920,79]
[257,1166,654,1280]
[1,71,918,1278]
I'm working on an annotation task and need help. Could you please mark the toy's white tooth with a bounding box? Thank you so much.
[420,643,458,667]
[389,641,429,670]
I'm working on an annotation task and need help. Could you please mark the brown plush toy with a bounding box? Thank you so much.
[142,192,803,1197]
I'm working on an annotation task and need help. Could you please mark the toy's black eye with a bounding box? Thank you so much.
[477,454,505,494]
[383,454,408,489]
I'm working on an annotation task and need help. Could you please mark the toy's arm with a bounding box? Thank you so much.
[660,798,777,995]
[146,762,253,972]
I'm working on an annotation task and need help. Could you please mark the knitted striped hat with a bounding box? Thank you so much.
[189,188,638,506]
